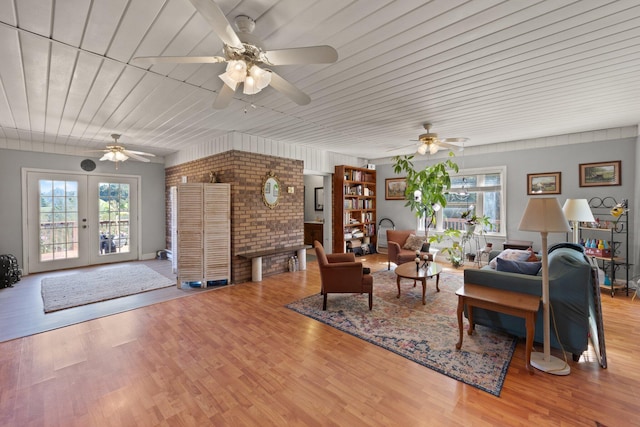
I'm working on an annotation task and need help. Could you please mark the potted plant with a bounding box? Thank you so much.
[461,209,492,235]
[392,152,459,238]
[428,227,464,267]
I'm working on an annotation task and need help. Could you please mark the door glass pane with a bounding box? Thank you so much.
[39,179,79,261]
[98,182,130,255]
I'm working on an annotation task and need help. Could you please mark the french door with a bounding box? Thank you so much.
[25,170,139,273]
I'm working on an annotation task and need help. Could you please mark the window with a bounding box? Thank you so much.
[417,166,506,236]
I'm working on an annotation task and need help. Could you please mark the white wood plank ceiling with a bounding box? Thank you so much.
[1,0,639,160]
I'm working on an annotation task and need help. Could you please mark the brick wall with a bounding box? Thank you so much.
[165,150,304,283]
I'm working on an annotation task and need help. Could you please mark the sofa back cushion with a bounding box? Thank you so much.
[495,258,542,275]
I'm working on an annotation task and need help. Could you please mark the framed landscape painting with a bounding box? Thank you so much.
[385,178,407,200]
[527,172,561,195]
[579,161,621,187]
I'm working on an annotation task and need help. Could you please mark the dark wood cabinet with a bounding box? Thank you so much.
[304,222,323,245]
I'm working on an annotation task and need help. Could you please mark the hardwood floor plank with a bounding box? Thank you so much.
[1,254,639,425]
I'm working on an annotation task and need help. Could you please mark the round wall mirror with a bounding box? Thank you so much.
[262,172,281,209]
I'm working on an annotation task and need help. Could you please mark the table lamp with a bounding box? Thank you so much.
[519,197,571,375]
[562,199,595,244]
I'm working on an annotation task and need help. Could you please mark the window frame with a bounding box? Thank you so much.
[417,165,507,237]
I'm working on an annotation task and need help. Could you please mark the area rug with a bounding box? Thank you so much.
[286,269,517,396]
[41,264,175,313]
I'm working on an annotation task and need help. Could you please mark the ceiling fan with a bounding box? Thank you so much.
[132,0,338,109]
[413,123,468,155]
[97,134,155,169]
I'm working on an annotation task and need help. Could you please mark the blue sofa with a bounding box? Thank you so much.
[463,244,594,358]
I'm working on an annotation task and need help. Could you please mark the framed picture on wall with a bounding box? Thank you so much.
[385,178,407,200]
[314,187,324,210]
[579,161,621,187]
[527,172,561,195]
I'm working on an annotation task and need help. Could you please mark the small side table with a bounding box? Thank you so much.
[455,284,540,374]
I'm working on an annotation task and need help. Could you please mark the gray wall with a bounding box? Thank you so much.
[0,149,167,269]
[303,175,324,222]
[375,137,637,274]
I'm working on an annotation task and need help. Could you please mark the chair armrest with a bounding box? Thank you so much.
[387,241,401,261]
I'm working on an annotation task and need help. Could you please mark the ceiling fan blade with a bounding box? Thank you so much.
[441,137,469,143]
[187,0,243,50]
[132,56,225,66]
[124,151,151,162]
[125,149,155,157]
[438,140,466,151]
[268,71,311,105]
[213,84,236,109]
[264,46,338,65]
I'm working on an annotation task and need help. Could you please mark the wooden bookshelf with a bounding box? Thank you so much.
[332,165,377,254]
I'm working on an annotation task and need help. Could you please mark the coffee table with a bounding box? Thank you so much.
[394,262,442,305]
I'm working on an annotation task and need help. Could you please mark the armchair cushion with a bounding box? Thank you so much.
[403,234,426,251]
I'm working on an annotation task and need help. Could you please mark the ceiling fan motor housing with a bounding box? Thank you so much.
[418,132,438,143]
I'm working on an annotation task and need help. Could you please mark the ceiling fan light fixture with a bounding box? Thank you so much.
[100,151,115,162]
[219,60,247,89]
[114,151,129,162]
[429,143,439,154]
[227,60,247,80]
[250,65,271,89]
[243,75,258,94]
[417,144,428,155]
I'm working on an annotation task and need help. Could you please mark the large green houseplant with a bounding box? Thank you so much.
[392,152,459,237]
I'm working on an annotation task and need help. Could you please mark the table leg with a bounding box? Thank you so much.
[524,312,535,374]
[456,296,464,349]
[396,276,401,299]
[467,304,475,335]
[421,279,427,305]
[435,272,440,292]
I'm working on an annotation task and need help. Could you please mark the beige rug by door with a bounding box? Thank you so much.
[41,264,175,313]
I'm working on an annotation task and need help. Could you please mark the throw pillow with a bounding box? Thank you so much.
[526,247,539,262]
[489,249,532,269]
[495,257,542,275]
[403,234,426,251]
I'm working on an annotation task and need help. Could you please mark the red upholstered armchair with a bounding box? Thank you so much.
[387,229,433,270]
[314,240,373,310]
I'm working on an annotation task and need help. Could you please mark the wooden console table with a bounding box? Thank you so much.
[455,284,540,374]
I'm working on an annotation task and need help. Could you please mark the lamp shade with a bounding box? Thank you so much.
[518,197,571,233]
[562,199,595,222]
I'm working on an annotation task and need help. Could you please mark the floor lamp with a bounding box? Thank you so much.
[562,199,595,244]
[518,197,571,375]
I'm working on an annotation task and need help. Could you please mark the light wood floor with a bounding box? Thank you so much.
[1,254,639,426]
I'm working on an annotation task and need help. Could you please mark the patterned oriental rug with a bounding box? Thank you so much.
[286,269,517,396]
